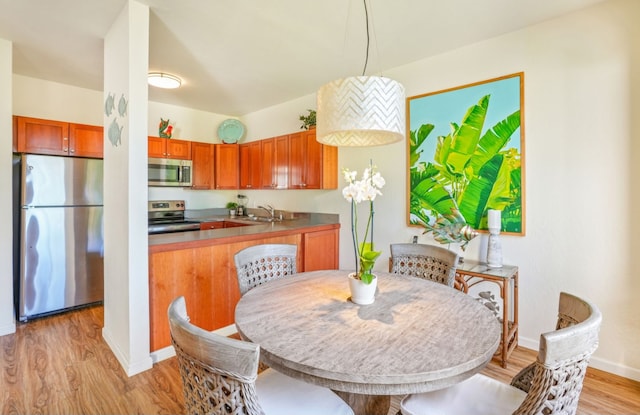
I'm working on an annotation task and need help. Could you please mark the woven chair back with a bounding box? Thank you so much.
[234,244,298,295]
[389,243,459,287]
[168,296,265,415]
[513,292,602,415]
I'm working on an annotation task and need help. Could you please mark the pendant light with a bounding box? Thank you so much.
[316,0,405,147]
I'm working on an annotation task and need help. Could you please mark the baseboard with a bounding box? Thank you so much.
[102,327,153,376]
[0,320,16,336]
[212,323,239,337]
[587,356,640,382]
[519,336,640,382]
[151,345,175,363]
[151,323,238,363]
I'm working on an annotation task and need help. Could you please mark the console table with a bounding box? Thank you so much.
[454,259,518,368]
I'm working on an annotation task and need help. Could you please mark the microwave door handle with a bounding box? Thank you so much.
[177,165,182,183]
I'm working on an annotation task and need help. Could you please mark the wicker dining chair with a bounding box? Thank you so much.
[234,244,298,295]
[168,296,354,415]
[389,243,459,287]
[399,291,602,415]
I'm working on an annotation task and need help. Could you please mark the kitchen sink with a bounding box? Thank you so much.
[236,216,281,223]
[234,210,300,223]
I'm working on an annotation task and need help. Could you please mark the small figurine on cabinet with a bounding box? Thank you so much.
[159,118,173,138]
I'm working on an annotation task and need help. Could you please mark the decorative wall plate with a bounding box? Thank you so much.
[104,92,115,116]
[118,94,128,117]
[217,119,245,143]
[108,118,123,147]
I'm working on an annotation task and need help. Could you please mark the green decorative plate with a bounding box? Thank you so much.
[217,119,245,144]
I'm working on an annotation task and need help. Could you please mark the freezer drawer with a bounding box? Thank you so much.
[21,154,103,207]
[19,206,104,320]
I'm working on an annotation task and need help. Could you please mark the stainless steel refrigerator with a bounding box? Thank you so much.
[14,154,104,321]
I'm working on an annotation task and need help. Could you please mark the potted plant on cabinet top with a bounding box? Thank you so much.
[299,109,316,130]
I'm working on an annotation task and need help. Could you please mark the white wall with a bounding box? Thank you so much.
[147,101,234,143]
[13,75,103,125]
[0,39,15,336]
[101,0,153,376]
[425,0,640,378]
[239,0,640,380]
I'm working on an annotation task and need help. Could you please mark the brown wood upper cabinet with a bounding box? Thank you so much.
[191,142,215,189]
[214,144,239,189]
[148,136,192,159]
[261,135,289,189]
[289,129,337,189]
[15,116,103,158]
[239,141,262,189]
[146,128,337,191]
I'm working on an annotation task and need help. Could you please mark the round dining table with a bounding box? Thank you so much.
[234,270,501,415]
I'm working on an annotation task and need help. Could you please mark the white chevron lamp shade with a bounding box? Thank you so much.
[316,76,406,146]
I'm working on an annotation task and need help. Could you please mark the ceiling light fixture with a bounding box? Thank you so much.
[316,0,405,147]
[148,72,182,89]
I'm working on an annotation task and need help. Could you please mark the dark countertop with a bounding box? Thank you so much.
[148,211,340,248]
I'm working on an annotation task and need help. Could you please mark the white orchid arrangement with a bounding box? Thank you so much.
[342,161,385,284]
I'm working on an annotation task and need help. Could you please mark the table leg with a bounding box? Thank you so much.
[333,391,391,415]
[501,278,509,368]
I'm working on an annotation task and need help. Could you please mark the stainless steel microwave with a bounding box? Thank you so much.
[148,157,192,187]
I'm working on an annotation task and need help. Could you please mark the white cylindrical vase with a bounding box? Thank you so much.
[487,232,503,268]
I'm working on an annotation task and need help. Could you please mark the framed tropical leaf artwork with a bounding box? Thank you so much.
[407,72,525,236]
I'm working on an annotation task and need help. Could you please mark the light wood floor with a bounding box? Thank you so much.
[1,305,639,415]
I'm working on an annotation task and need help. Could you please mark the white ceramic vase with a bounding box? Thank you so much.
[348,273,377,305]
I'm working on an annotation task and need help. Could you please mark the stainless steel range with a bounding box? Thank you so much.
[148,200,201,234]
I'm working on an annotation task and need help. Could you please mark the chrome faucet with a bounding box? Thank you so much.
[257,204,276,219]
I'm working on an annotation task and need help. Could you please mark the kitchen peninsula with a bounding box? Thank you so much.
[148,211,340,353]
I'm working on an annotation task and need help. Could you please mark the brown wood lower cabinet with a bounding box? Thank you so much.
[303,228,339,271]
[148,226,339,352]
[200,221,224,230]
[199,221,250,230]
